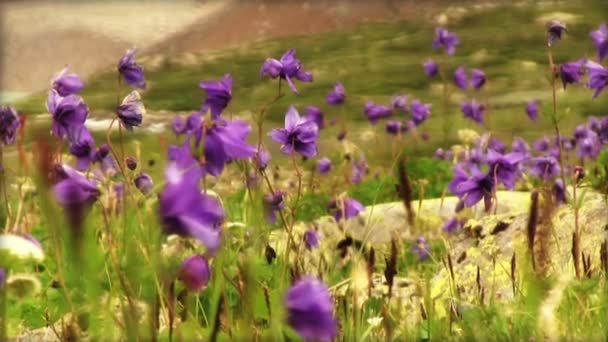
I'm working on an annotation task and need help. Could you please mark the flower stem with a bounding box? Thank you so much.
[0,145,9,231]
[546,47,568,193]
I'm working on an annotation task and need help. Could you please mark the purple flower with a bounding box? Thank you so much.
[269,106,319,158]
[560,58,586,89]
[526,100,539,121]
[264,191,285,224]
[52,66,84,96]
[285,277,337,341]
[530,156,560,181]
[591,23,608,62]
[351,159,368,184]
[553,179,567,204]
[304,106,325,130]
[125,156,137,171]
[432,27,459,55]
[412,236,430,261]
[317,158,331,175]
[574,125,589,140]
[448,164,469,195]
[326,82,345,105]
[68,126,95,171]
[546,20,567,46]
[134,172,154,195]
[328,197,364,221]
[94,144,117,175]
[586,60,608,98]
[453,66,467,90]
[424,59,439,77]
[261,49,313,94]
[470,68,486,90]
[391,95,408,112]
[47,90,88,139]
[385,120,402,135]
[488,137,506,154]
[255,147,271,171]
[304,229,319,250]
[410,100,431,126]
[511,137,531,157]
[486,149,525,189]
[203,118,257,176]
[0,268,4,288]
[460,99,485,125]
[434,148,446,160]
[576,132,601,159]
[364,102,393,124]
[200,74,232,119]
[179,255,211,292]
[53,165,100,230]
[0,106,20,145]
[453,166,494,209]
[117,91,145,131]
[117,48,146,89]
[159,161,224,255]
[533,136,551,152]
[443,217,463,233]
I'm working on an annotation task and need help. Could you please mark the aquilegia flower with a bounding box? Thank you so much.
[512,137,531,157]
[285,277,337,342]
[328,196,364,221]
[470,68,486,90]
[202,118,257,176]
[591,23,608,62]
[264,191,285,224]
[560,58,586,89]
[53,165,100,231]
[351,159,368,184]
[410,100,431,126]
[576,132,601,159]
[460,99,485,125]
[200,74,232,119]
[305,106,325,130]
[364,102,393,124]
[443,217,464,233]
[546,20,567,46]
[412,236,430,261]
[530,156,560,181]
[52,66,84,96]
[453,66,467,90]
[586,60,608,98]
[47,90,88,139]
[117,90,145,130]
[0,106,20,145]
[432,27,459,55]
[255,147,271,171]
[304,229,319,250]
[317,158,331,175]
[261,49,313,94]
[385,120,401,135]
[179,255,211,292]
[269,106,319,158]
[526,100,539,121]
[134,172,154,195]
[486,149,525,189]
[68,126,95,171]
[448,164,469,194]
[453,166,494,209]
[326,82,345,105]
[159,161,224,255]
[391,95,408,112]
[117,48,146,89]
[423,59,439,77]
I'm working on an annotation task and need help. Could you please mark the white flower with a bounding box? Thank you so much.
[0,234,44,263]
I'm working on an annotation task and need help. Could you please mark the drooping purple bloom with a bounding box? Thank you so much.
[52,66,84,96]
[117,48,146,89]
[351,159,368,184]
[488,137,506,154]
[264,191,286,224]
[448,164,469,195]
[159,162,224,255]
[317,158,331,175]
[179,255,211,292]
[328,197,364,222]
[203,119,257,176]
[391,95,408,112]
[304,229,319,250]
[94,144,117,176]
[412,236,430,261]
[285,277,337,341]
[453,66,467,90]
[546,20,567,46]
[410,100,431,126]
[432,27,459,55]
[364,102,393,124]
[576,132,601,159]
[304,106,325,130]
[117,90,145,131]
[68,126,95,171]
[200,74,232,119]
[529,156,561,181]
[486,149,525,189]
[269,106,319,158]
[470,68,486,90]
[255,147,271,171]
[590,23,608,62]
[586,60,608,98]
[560,58,586,89]
[125,156,137,171]
[468,146,485,166]
[47,90,88,139]
[53,165,100,230]
[574,125,589,140]
[385,120,401,135]
[134,172,154,195]
[460,99,485,125]
[261,49,313,94]
[453,166,494,209]
[326,82,345,105]
[423,59,439,77]
[553,179,567,204]
[511,137,531,157]
[533,136,551,152]
[0,106,20,145]
[443,217,463,233]
[526,100,539,121]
